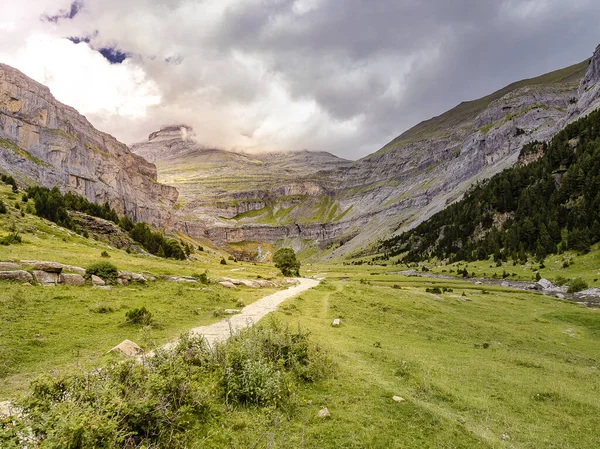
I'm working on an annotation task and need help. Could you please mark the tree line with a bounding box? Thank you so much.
[379,107,600,264]
[25,186,188,260]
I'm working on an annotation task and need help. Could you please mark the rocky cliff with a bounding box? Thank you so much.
[0,63,178,226]
[132,50,600,260]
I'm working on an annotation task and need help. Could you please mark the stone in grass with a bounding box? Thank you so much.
[33,261,63,273]
[224,309,241,315]
[316,407,331,418]
[392,396,405,403]
[33,270,59,285]
[0,270,33,282]
[332,318,341,327]
[91,274,105,286]
[0,262,22,271]
[109,339,144,358]
[219,281,236,289]
[59,273,85,286]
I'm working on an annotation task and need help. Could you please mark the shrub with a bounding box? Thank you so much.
[85,262,119,283]
[567,277,588,293]
[0,200,6,214]
[220,258,227,265]
[100,250,110,258]
[273,248,300,276]
[426,287,442,294]
[195,272,209,284]
[125,307,153,325]
[0,232,22,245]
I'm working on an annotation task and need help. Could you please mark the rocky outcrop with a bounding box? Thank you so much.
[0,63,178,227]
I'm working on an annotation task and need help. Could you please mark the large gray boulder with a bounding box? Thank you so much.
[0,270,33,282]
[59,273,85,286]
[33,270,59,285]
[91,275,106,286]
[534,278,555,291]
[0,262,22,270]
[62,265,86,276]
[33,262,63,273]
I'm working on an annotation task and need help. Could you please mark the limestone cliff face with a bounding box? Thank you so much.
[0,63,178,226]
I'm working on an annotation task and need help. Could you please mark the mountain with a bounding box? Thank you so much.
[379,106,600,264]
[0,64,178,227]
[131,47,599,260]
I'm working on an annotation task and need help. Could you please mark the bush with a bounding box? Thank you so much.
[125,307,153,325]
[195,272,209,284]
[0,232,22,245]
[273,248,300,277]
[85,262,119,283]
[100,250,110,258]
[567,277,588,293]
[426,287,442,294]
[220,258,227,265]
[0,200,6,214]
[1,321,331,448]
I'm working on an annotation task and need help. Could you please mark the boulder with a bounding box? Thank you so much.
[224,309,241,315]
[573,288,600,300]
[33,262,63,273]
[534,278,555,291]
[239,279,260,288]
[62,265,86,276]
[332,318,341,327]
[119,271,146,283]
[0,270,33,282]
[256,280,276,288]
[0,262,22,270]
[392,396,405,403]
[219,281,237,289]
[0,401,19,418]
[59,273,85,286]
[91,275,105,286]
[33,270,59,285]
[222,277,242,285]
[109,339,143,357]
[316,407,331,418]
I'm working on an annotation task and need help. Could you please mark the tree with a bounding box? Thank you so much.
[273,248,300,277]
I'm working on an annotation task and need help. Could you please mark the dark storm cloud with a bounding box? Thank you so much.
[43,0,84,23]
[199,0,600,156]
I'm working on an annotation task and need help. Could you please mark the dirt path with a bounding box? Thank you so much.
[164,278,320,349]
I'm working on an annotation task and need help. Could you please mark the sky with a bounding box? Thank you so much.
[0,0,599,159]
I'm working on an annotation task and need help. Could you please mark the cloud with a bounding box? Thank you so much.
[1,0,599,158]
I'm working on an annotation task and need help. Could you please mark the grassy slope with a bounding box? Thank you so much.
[370,59,589,158]
[0,185,285,397]
[255,267,600,448]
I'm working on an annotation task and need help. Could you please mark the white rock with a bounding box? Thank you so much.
[109,339,143,357]
[332,318,341,327]
[392,396,405,403]
[91,274,105,286]
[219,281,237,289]
[316,407,331,418]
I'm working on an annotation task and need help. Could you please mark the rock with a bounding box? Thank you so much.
[501,434,511,441]
[0,401,19,418]
[0,63,178,228]
[33,261,63,273]
[0,262,21,270]
[59,273,85,286]
[109,339,143,357]
[392,396,405,403]
[474,281,483,285]
[219,281,237,289]
[62,265,86,276]
[119,271,146,283]
[573,288,600,300]
[239,279,260,288]
[534,278,556,290]
[117,278,128,286]
[33,270,59,285]
[0,270,33,282]
[256,280,276,288]
[160,275,197,283]
[222,277,242,285]
[316,407,331,418]
[332,318,341,327]
[224,309,241,314]
[91,274,105,286]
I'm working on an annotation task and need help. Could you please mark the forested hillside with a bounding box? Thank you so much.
[380,108,600,263]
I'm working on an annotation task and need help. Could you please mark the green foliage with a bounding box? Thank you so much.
[85,262,119,283]
[567,277,588,293]
[129,222,186,260]
[0,200,6,214]
[0,232,22,246]
[1,322,330,448]
[100,250,110,258]
[273,248,301,276]
[220,258,227,265]
[125,307,153,325]
[381,108,600,264]
[1,174,18,192]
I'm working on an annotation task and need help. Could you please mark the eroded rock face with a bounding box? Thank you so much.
[0,63,178,227]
